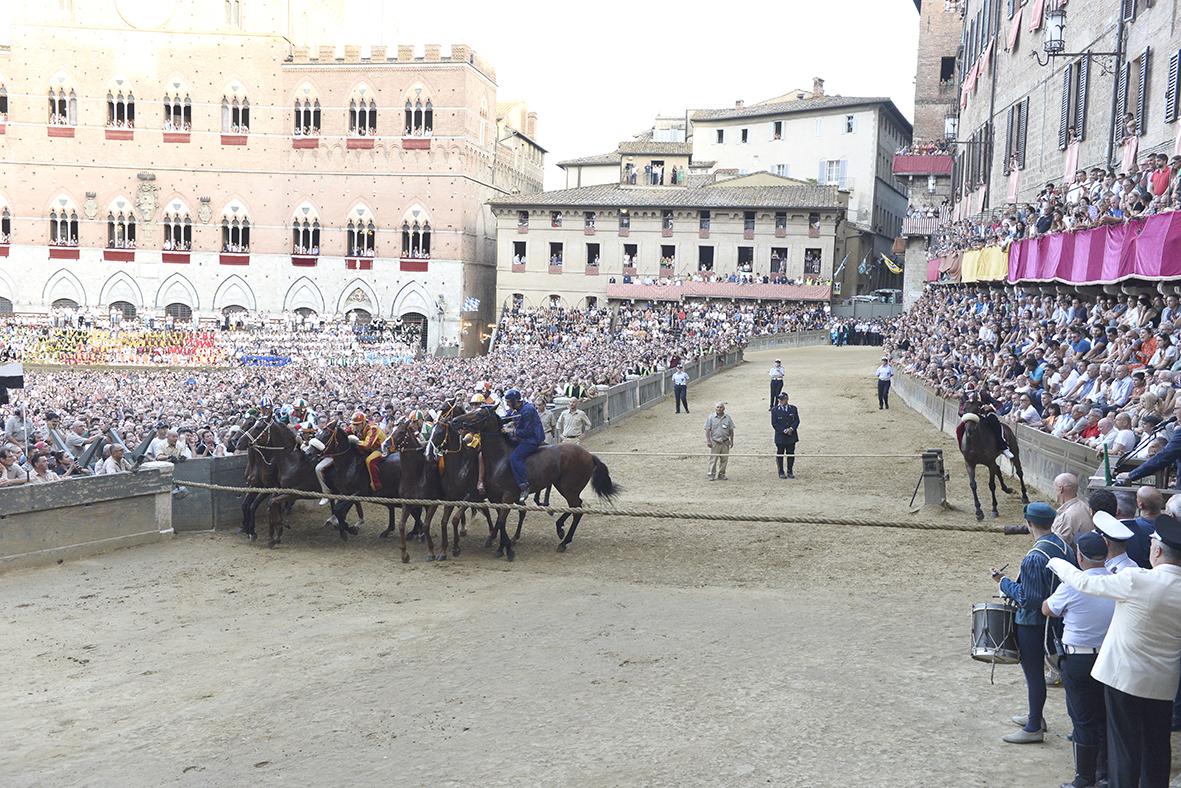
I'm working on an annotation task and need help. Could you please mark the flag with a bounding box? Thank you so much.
[462,297,480,312]
[881,253,903,275]
[834,253,848,278]
[0,361,24,406]
[857,253,869,275]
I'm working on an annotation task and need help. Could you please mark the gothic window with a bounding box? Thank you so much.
[163,92,192,131]
[221,215,250,252]
[404,87,434,136]
[107,90,135,128]
[294,97,321,135]
[221,89,250,133]
[162,205,192,250]
[0,84,7,121]
[401,221,431,259]
[225,0,242,28]
[1,207,10,243]
[292,216,321,255]
[48,86,77,126]
[349,86,377,136]
[347,211,377,257]
[49,206,79,246]
[107,210,137,249]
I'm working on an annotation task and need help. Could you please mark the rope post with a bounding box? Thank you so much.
[922,448,948,508]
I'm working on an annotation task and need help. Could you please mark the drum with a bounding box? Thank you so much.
[971,602,1019,664]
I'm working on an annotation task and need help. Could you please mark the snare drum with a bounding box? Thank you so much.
[971,602,1019,664]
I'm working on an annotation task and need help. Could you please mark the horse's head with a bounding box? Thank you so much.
[959,411,981,435]
[306,420,347,458]
[451,404,499,436]
[390,420,423,452]
[428,403,466,453]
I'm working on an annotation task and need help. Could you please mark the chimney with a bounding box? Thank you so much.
[735,100,744,110]
[812,77,825,98]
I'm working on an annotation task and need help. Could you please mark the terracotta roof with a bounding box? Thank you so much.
[557,151,622,168]
[606,282,832,302]
[496,100,523,118]
[489,182,844,210]
[690,95,897,122]
[617,140,693,155]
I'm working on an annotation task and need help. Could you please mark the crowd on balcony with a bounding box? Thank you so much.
[906,201,948,219]
[886,286,1181,457]
[293,126,321,136]
[221,242,250,253]
[105,119,134,129]
[161,120,193,132]
[404,126,432,137]
[894,140,951,156]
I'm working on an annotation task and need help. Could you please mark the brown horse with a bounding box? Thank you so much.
[424,404,495,551]
[958,402,1029,520]
[257,418,344,547]
[448,407,620,561]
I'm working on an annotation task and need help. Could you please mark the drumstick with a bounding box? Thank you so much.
[997,563,1008,573]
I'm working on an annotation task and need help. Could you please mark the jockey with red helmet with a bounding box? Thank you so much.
[348,411,387,491]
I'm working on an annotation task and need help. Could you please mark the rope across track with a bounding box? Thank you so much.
[176,480,1002,534]
[589,452,925,459]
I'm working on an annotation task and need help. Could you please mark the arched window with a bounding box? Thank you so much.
[162,202,192,250]
[107,210,137,249]
[346,206,376,257]
[401,221,431,259]
[221,216,251,252]
[222,87,249,133]
[106,89,135,128]
[49,205,79,246]
[294,97,320,135]
[1,207,10,244]
[163,90,191,131]
[224,0,242,28]
[165,302,193,321]
[404,86,433,136]
[0,297,12,315]
[48,86,77,126]
[52,297,79,310]
[0,83,8,122]
[292,219,320,254]
[350,99,377,136]
[109,300,137,320]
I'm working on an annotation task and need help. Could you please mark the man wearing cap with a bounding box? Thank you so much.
[769,359,785,403]
[145,422,169,460]
[1045,514,1181,788]
[502,389,545,502]
[672,365,690,414]
[989,501,1072,743]
[771,391,799,479]
[1042,530,1116,788]
[1093,511,1139,573]
[876,356,894,410]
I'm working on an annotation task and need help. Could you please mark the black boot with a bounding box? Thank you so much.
[1062,743,1098,788]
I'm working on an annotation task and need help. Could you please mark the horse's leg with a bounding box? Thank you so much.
[450,507,462,557]
[332,501,352,542]
[966,462,984,521]
[483,505,497,549]
[512,510,525,543]
[557,492,583,552]
[245,493,265,540]
[352,501,364,534]
[239,491,255,532]
[1012,453,1030,504]
[409,504,425,539]
[555,513,569,540]
[267,499,285,548]
[987,464,1000,518]
[423,505,439,561]
[380,504,396,538]
[397,504,410,563]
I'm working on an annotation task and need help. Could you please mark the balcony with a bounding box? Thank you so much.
[744,230,755,240]
[517,225,529,234]
[775,227,787,238]
[808,227,821,239]
[105,129,133,141]
[606,281,833,302]
[221,134,248,146]
[0,244,8,257]
[699,228,710,239]
[0,122,6,135]
[292,137,319,149]
[291,255,319,267]
[219,253,250,265]
[400,256,428,272]
[584,226,595,236]
[47,126,75,139]
[103,248,135,262]
[347,137,375,150]
[659,265,675,277]
[622,266,637,276]
[162,251,190,264]
[548,263,563,274]
[48,246,80,259]
[346,257,373,270]
[585,264,599,275]
[618,227,629,237]
[511,263,526,273]
[162,132,190,143]
[662,227,673,238]
[403,137,431,150]
[892,153,953,176]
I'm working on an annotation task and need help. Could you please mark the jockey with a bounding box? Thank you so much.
[472,381,500,410]
[468,393,490,493]
[959,381,1014,459]
[347,411,386,491]
[502,389,546,503]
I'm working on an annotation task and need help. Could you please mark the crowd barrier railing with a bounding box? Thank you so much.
[891,373,1099,498]
[0,467,174,571]
[742,329,830,351]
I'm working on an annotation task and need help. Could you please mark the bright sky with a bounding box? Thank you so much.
[345,0,921,190]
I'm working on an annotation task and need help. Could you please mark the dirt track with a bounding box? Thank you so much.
[5,345,1172,788]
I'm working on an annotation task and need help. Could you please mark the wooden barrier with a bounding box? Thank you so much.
[0,468,174,571]
[891,374,1098,498]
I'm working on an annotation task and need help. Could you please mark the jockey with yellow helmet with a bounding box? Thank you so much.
[347,410,387,490]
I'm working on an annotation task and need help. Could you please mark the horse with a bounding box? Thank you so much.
[384,422,446,563]
[447,407,620,561]
[424,403,496,552]
[306,421,426,555]
[257,418,350,547]
[958,401,1029,520]
[236,415,273,540]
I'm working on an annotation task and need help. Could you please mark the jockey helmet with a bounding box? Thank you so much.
[504,389,522,403]
[292,397,308,409]
[260,396,274,408]
[481,381,492,393]
[351,411,367,425]
[470,392,484,404]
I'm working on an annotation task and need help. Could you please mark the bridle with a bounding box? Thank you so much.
[318,421,355,458]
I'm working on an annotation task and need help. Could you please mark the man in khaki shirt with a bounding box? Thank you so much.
[703,402,735,481]
[1052,473,1093,547]
[555,399,592,444]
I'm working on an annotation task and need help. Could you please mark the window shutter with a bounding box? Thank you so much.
[1117,61,1130,119]
[1004,106,1014,174]
[1007,0,1015,19]
[818,160,827,185]
[1018,98,1029,169]
[1137,46,1150,135]
[1123,0,1136,22]
[768,122,775,141]
[1059,63,1073,150]
[1168,50,1181,123]
[1076,55,1089,141]
[838,159,848,190]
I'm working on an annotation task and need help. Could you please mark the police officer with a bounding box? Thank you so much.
[768,359,785,404]
[1043,530,1116,788]
[876,356,894,410]
[671,365,690,414]
[771,391,799,479]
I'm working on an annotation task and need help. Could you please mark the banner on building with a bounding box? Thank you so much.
[462,297,480,312]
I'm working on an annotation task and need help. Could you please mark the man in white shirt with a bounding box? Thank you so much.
[1045,514,1181,788]
[768,359,785,402]
[103,444,136,475]
[671,365,690,414]
[876,356,894,410]
[1014,393,1042,427]
[145,423,170,459]
[0,447,26,487]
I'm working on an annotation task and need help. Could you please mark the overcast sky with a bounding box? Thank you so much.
[346,0,922,190]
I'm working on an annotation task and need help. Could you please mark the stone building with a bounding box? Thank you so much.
[952,0,1179,220]
[489,172,846,311]
[0,1,543,355]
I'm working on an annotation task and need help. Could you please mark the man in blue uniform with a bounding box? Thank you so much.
[989,501,1073,743]
[770,391,799,479]
[502,389,545,503]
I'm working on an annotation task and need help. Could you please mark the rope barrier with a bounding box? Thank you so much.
[176,480,1001,534]
[588,451,925,459]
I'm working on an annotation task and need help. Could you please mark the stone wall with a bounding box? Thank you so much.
[0,467,173,571]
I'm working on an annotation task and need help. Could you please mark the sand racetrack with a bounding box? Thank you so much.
[5,345,1175,788]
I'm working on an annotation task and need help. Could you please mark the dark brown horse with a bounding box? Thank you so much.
[958,402,1029,520]
[425,404,495,551]
[257,418,348,547]
[384,422,447,563]
[448,407,620,561]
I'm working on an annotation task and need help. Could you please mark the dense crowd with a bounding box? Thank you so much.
[931,154,1181,259]
[0,299,827,480]
[887,286,1181,459]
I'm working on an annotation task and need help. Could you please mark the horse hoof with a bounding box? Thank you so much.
[347,526,359,536]
[437,554,447,562]
[248,532,257,542]
[1002,487,1014,495]
[268,540,278,549]
[426,555,436,562]
[453,548,461,557]
[459,526,467,536]
[511,536,520,544]
[556,543,566,553]
[494,548,504,559]
[236,526,248,534]
[975,511,985,521]
[338,530,349,542]
[324,519,336,529]
[990,511,999,518]
[402,554,410,564]
[506,551,515,562]
[483,537,494,549]
[1022,496,1030,504]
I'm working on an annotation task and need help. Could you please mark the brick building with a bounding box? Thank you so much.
[0,1,543,355]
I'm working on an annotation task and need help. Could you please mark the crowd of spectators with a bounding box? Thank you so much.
[887,286,1181,459]
[931,153,1181,259]
[895,139,952,156]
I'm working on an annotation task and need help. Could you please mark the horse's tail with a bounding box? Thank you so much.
[591,455,621,502]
